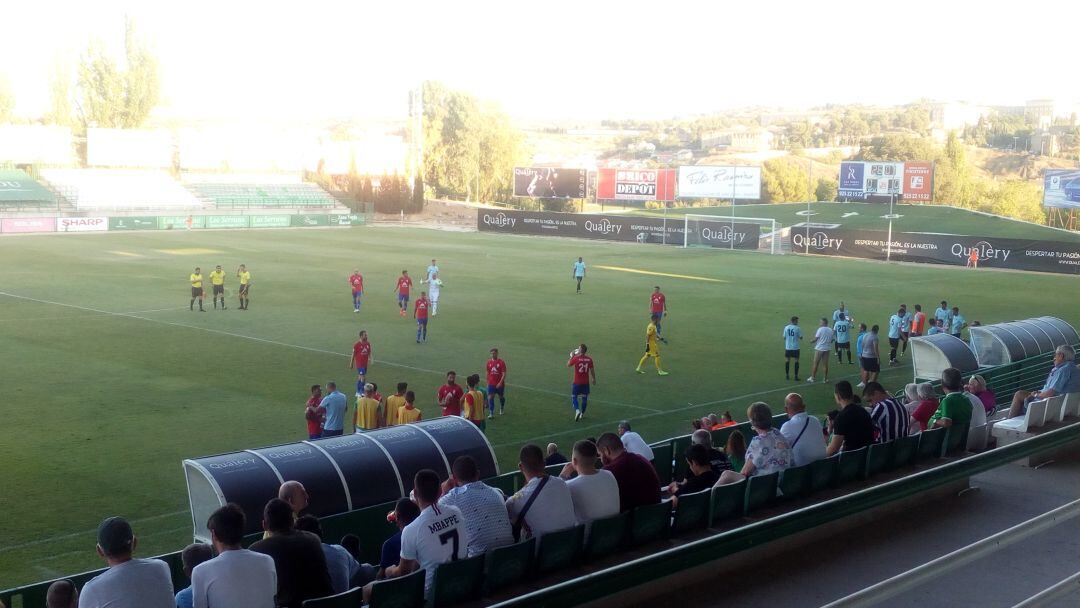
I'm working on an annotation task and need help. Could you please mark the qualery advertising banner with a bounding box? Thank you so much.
[512,167,588,199]
[1043,169,1080,209]
[596,168,676,202]
[677,165,762,200]
[57,216,108,232]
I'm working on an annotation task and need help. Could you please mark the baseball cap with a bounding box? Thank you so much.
[97,516,134,556]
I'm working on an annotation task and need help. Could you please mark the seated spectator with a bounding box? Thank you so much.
[902,383,920,408]
[780,393,826,466]
[278,480,309,517]
[617,421,654,460]
[668,444,720,506]
[45,580,77,608]
[826,381,874,456]
[506,444,576,540]
[192,504,277,608]
[700,416,713,430]
[691,428,732,473]
[250,499,332,608]
[378,498,420,579]
[174,543,213,608]
[864,382,909,442]
[962,386,988,430]
[545,443,568,466]
[966,375,996,416]
[438,455,515,556]
[911,383,939,432]
[725,430,747,472]
[365,470,466,602]
[596,432,661,512]
[711,411,737,430]
[339,534,362,563]
[929,368,974,431]
[560,440,619,530]
[691,418,703,431]
[79,516,174,608]
[717,403,794,485]
[295,515,374,594]
[1008,346,1075,418]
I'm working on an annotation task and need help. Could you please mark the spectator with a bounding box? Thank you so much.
[278,480,309,518]
[863,382,909,442]
[438,455,515,556]
[378,498,420,579]
[250,499,333,608]
[437,371,465,417]
[319,382,347,438]
[617,420,654,460]
[45,580,77,608]
[717,403,793,485]
[78,516,174,608]
[691,418,704,431]
[929,368,974,431]
[545,443,568,466]
[966,375,996,416]
[691,428,732,473]
[560,440,619,530]
[725,430,747,472]
[295,515,373,593]
[339,534,362,563]
[304,385,325,440]
[366,470,466,602]
[911,383,940,432]
[174,543,212,608]
[719,411,736,428]
[901,383,920,409]
[191,504,276,608]
[962,384,989,432]
[780,393,826,466]
[668,444,720,505]
[826,381,874,456]
[596,432,661,512]
[506,444,576,540]
[1008,347,1074,419]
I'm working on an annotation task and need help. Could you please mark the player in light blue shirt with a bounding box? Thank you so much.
[832,302,853,324]
[887,308,904,365]
[426,258,439,282]
[934,301,952,328]
[572,257,586,294]
[319,383,348,437]
[855,323,868,357]
[898,305,912,358]
[782,316,803,381]
[949,306,967,337]
[833,313,853,365]
[928,319,944,335]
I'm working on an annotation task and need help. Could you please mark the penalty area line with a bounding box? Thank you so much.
[595,265,727,283]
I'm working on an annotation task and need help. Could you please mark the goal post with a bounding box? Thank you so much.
[682,214,783,254]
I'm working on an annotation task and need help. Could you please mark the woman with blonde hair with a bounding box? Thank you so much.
[966,374,996,416]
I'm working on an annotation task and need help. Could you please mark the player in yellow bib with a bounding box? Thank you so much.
[398,390,422,424]
[355,384,383,431]
[462,374,487,431]
[236,264,252,310]
[209,265,227,310]
[189,267,205,312]
[385,382,407,426]
[636,316,669,376]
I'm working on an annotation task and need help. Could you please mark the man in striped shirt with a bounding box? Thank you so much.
[864,382,909,442]
[437,456,514,557]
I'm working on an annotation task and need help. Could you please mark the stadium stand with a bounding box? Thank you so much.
[39,169,203,211]
[0,170,58,210]
[185,181,339,209]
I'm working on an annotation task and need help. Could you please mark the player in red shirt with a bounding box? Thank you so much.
[486,347,508,417]
[348,329,372,395]
[567,343,597,421]
[414,291,430,343]
[348,269,364,312]
[437,371,465,417]
[305,384,325,440]
[394,270,412,317]
[650,286,669,343]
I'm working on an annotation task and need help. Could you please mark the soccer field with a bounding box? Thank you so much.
[1,225,1076,588]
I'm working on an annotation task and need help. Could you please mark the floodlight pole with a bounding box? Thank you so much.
[886,193,895,261]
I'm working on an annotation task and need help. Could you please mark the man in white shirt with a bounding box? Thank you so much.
[367,470,466,601]
[78,517,174,608]
[559,440,619,530]
[191,504,277,608]
[807,318,835,383]
[780,393,827,467]
[438,455,514,556]
[616,421,654,460]
[506,444,577,540]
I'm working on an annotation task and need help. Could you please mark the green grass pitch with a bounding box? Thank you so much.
[0,224,1076,587]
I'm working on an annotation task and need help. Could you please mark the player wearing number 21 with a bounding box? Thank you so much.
[568,344,597,421]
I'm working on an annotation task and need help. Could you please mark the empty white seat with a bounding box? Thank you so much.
[993,399,1049,435]
[1041,395,1065,424]
[966,423,989,452]
[1063,393,1080,419]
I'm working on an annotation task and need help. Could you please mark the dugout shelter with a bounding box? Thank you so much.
[968,316,1079,367]
[908,333,980,382]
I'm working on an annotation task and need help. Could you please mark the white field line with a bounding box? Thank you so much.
[0,291,660,414]
[0,510,188,555]
[0,306,186,324]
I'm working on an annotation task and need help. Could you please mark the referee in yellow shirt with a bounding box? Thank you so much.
[189,267,205,312]
[236,264,251,310]
[209,265,227,310]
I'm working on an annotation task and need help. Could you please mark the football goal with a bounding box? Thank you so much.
[682,214,784,254]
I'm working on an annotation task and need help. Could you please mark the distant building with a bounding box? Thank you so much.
[700,127,774,152]
[1029,129,1061,156]
[929,102,990,131]
[1025,99,1079,129]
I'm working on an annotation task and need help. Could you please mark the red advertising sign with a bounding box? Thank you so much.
[1,217,56,233]
[597,168,676,201]
[901,162,934,202]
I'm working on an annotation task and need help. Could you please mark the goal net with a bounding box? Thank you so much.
[683,214,783,254]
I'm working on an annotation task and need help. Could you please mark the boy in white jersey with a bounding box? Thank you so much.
[364,470,465,602]
[782,316,803,381]
[421,272,443,316]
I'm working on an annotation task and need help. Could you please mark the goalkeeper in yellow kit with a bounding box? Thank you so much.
[636,314,669,376]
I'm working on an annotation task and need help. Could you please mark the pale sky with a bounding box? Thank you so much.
[2,0,1078,123]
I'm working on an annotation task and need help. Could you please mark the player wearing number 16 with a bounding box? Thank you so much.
[568,344,597,421]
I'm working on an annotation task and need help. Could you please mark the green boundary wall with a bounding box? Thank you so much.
[0,213,365,234]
